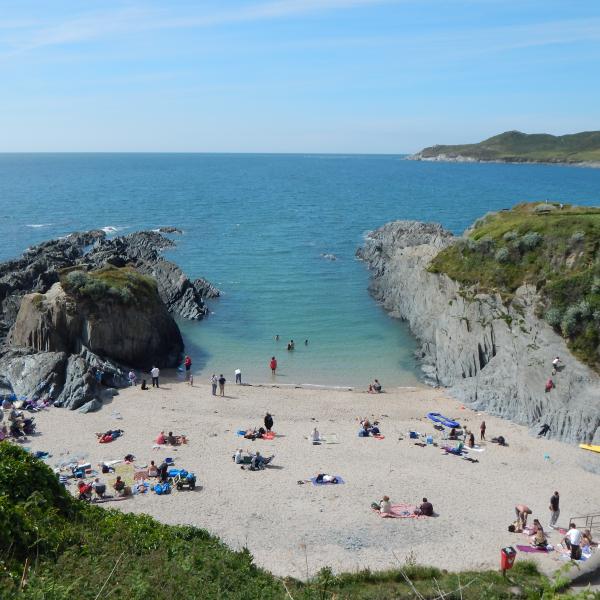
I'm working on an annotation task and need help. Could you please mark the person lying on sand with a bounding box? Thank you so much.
[96,429,123,443]
[244,427,266,440]
[315,474,339,484]
[371,495,392,514]
[491,436,506,446]
[442,441,464,455]
[414,498,434,516]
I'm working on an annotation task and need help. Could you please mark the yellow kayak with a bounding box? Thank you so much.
[579,444,600,453]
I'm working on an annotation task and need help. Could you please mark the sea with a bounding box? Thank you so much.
[0,154,599,388]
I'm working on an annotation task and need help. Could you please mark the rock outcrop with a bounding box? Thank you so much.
[0,228,217,411]
[358,221,600,444]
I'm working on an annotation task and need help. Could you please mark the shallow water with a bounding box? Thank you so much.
[1,154,599,386]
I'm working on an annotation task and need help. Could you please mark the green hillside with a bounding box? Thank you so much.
[414,130,600,164]
[429,202,600,369]
[0,443,590,599]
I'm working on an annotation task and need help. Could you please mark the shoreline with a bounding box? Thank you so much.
[25,379,600,579]
[407,155,600,169]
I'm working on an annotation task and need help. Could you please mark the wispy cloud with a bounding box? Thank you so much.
[0,0,398,59]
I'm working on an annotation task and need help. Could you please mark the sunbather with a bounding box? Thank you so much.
[371,495,392,514]
[148,461,158,477]
[443,441,464,455]
[467,432,475,448]
[113,476,126,496]
[155,431,166,444]
[249,451,274,470]
[530,519,547,547]
[414,497,433,516]
[491,436,506,446]
[310,427,321,442]
[315,473,339,484]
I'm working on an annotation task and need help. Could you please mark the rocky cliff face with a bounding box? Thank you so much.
[0,228,217,412]
[358,221,600,444]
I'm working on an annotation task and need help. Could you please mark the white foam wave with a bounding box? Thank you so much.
[101,225,128,234]
[26,223,52,228]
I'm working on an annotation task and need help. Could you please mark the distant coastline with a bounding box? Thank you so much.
[407,154,600,168]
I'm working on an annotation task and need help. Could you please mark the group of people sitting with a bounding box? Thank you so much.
[367,379,382,393]
[1,399,36,440]
[155,431,188,446]
[357,417,381,437]
[77,475,132,501]
[371,495,434,516]
[233,449,274,470]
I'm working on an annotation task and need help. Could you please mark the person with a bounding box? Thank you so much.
[92,477,106,499]
[128,370,137,386]
[264,412,273,432]
[552,356,560,369]
[234,449,244,464]
[77,480,93,501]
[304,339,308,346]
[515,504,532,528]
[315,473,338,484]
[235,368,242,385]
[564,523,582,560]
[113,476,126,496]
[372,379,382,393]
[155,431,166,445]
[158,461,169,483]
[372,495,391,514]
[270,357,277,375]
[275,334,279,341]
[467,432,475,448]
[310,427,320,442]
[166,431,177,445]
[492,435,506,446]
[448,427,458,440]
[151,366,160,388]
[480,421,486,441]
[211,374,218,396]
[545,378,555,393]
[415,498,434,516]
[148,461,158,477]
[0,424,7,441]
[538,424,551,437]
[530,519,547,547]
[218,374,226,396]
[582,529,595,549]
[184,356,192,381]
[141,379,148,390]
[549,491,560,529]
[250,451,274,470]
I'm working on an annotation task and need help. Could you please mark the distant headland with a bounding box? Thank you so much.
[410,130,600,167]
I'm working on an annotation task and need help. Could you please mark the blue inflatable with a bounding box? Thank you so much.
[427,412,460,428]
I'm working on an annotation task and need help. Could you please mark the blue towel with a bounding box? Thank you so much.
[310,476,345,486]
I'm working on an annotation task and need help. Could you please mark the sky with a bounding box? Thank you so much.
[1,0,599,153]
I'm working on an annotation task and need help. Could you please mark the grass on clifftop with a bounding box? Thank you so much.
[60,265,160,307]
[417,130,600,163]
[429,202,600,369]
[1,443,594,600]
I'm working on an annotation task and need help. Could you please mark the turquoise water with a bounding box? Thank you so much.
[1,154,599,387]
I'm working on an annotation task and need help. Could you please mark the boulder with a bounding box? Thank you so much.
[78,398,103,413]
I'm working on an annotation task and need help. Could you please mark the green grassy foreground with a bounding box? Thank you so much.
[0,443,597,599]
[429,203,600,371]
[415,130,600,164]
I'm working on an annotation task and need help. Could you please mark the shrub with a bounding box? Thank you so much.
[545,307,563,328]
[520,231,543,251]
[569,231,585,245]
[79,278,110,302]
[494,247,510,263]
[578,300,592,318]
[561,304,581,336]
[64,270,89,290]
[591,277,600,294]
[476,235,495,254]
[503,230,518,242]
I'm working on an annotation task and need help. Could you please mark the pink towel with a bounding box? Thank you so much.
[373,503,427,519]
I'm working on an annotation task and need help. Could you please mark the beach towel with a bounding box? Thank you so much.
[321,434,339,444]
[262,432,275,440]
[110,463,135,488]
[516,545,550,553]
[310,476,345,485]
[133,470,149,481]
[372,503,427,519]
[465,445,485,453]
[374,434,385,440]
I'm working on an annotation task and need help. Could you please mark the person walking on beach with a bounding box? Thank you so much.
[270,356,277,375]
[184,355,192,381]
[264,412,273,432]
[211,374,217,396]
[549,490,560,529]
[218,374,226,396]
[480,421,486,441]
[128,370,137,386]
[235,368,242,385]
[151,366,160,388]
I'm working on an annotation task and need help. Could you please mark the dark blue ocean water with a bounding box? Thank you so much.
[1,154,599,387]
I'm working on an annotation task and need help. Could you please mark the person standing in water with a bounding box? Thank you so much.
[287,340,295,351]
[275,335,279,341]
[270,356,277,375]
[304,339,308,346]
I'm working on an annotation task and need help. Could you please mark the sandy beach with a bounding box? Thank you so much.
[24,376,600,579]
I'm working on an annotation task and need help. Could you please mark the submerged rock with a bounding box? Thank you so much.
[358,220,600,444]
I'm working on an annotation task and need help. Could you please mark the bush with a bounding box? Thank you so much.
[545,307,563,328]
[520,231,543,251]
[503,230,518,242]
[578,300,592,318]
[561,304,581,336]
[64,270,89,290]
[569,231,585,245]
[476,235,495,254]
[591,277,600,294]
[494,247,510,263]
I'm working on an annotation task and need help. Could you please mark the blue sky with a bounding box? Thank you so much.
[1,0,599,152]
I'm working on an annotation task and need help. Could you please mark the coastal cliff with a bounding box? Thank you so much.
[358,211,600,444]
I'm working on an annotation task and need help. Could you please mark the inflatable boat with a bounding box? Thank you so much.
[427,412,460,428]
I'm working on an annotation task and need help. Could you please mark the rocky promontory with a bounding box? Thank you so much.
[358,206,600,444]
[0,229,219,411]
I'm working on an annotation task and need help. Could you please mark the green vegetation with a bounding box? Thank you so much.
[60,265,159,307]
[416,130,600,164]
[429,203,600,369]
[1,444,598,599]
